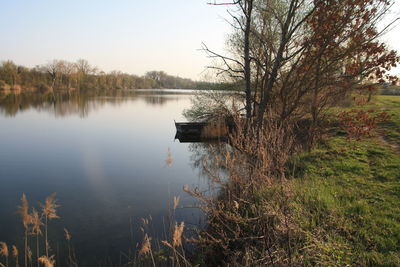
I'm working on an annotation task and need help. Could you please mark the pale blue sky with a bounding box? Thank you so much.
[0,0,230,80]
[0,0,399,80]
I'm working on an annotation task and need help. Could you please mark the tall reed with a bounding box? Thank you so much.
[138,233,155,267]
[17,194,32,267]
[12,246,18,267]
[6,193,193,266]
[0,242,9,267]
[38,256,55,267]
[30,209,42,267]
[39,193,59,257]
[63,228,77,267]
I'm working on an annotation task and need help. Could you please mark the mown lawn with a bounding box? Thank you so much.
[292,96,400,266]
[374,95,400,146]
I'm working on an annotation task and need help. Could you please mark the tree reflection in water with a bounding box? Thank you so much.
[188,142,231,194]
[0,90,185,117]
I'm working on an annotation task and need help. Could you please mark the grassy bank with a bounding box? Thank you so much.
[193,96,400,266]
[291,96,400,265]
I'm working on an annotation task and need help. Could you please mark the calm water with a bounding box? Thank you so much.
[0,90,210,265]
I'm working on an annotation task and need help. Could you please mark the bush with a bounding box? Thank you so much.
[0,80,11,92]
[37,83,53,94]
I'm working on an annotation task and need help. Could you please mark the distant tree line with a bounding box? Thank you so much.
[0,59,238,93]
[379,83,400,95]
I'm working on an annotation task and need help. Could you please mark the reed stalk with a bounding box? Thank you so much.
[38,256,55,267]
[30,209,42,267]
[18,194,32,267]
[0,242,9,267]
[39,193,59,258]
[138,234,155,267]
[12,246,19,267]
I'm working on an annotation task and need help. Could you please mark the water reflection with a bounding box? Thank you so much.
[143,95,180,106]
[0,89,209,266]
[188,142,230,185]
[0,90,191,117]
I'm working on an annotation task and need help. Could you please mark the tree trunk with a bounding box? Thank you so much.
[244,0,253,119]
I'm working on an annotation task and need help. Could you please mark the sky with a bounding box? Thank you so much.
[0,0,230,80]
[0,0,399,80]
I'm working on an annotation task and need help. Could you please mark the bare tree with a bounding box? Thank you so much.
[59,61,76,89]
[45,60,66,89]
[206,0,254,118]
[208,0,399,139]
[74,59,95,90]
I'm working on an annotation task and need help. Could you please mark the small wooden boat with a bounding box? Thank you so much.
[174,121,208,135]
[174,120,233,143]
[174,132,203,143]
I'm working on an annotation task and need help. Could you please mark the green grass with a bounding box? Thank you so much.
[291,96,400,266]
[372,96,400,145]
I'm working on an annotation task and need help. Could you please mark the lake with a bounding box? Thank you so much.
[0,89,212,266]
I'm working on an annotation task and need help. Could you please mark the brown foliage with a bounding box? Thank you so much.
[338,108,390,140]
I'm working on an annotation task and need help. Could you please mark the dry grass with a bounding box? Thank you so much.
[18,194,32,267]
[138,234,151,256]
[137,229,156,267]
[0,242,8,267]
[12,246,18,258]
[173,196,180,210]
[121,194,193,266]
[40,193,59,220]
[38,256,55,267]
[30,209,43,236]
[18,194,32,229]
[0,194,63,267]
[30,208,43,267]
[0,242,8,258]
[172,222,185,247]
[165,147,173,167]
[183,116,302,266]
[64,229,71,242]
[39,193,60,258]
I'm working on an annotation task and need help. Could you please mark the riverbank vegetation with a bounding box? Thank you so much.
[182,96,400,266]
[0,59,240,94]
[181,0,400,265]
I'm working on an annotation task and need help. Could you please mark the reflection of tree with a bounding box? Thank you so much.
[0,90,183,117]
[189,143,211,170]
[143,95,179,106]
[188,142,229,186]
[0,91,103,118]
